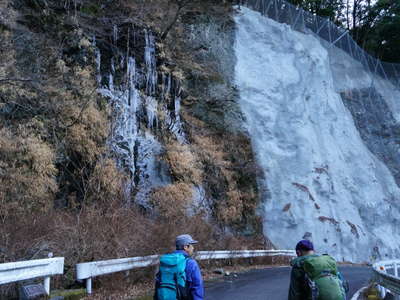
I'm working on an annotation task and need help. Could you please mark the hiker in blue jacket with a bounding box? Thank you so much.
[154,234,204,300]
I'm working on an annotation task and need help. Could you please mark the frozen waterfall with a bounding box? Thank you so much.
[95,28,185,206]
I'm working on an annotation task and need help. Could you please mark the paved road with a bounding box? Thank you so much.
[205,265,372,300]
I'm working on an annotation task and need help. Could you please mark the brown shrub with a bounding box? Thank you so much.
[188,124,259,227]
[0,128,57,220]
[165,140,202,185]
[216,189,244,224]
[84,158,128,206]
[0,202,267,298]
[64,102,108,164]
[150,182,194,219]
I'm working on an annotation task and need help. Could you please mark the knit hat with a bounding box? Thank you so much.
[295,239,314,251]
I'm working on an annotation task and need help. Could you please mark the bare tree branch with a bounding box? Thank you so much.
[161,0,192,40]
[0,78,32,84]
[63,87,98,128]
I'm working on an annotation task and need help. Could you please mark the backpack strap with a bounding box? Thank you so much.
[177,255,190,300]
[304,272,319,300]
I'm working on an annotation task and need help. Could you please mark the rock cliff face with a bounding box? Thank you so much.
[0,0,262,239]
[234,7,400,262]
[91,4,262,232]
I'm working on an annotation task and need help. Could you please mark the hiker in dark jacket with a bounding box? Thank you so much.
[154,234,204,300]
[288,240,347,300]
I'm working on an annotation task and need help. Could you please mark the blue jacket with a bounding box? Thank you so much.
[174,250,204,300]
[155,250,204,300]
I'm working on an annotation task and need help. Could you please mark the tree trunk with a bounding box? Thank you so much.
[161,6,182,40]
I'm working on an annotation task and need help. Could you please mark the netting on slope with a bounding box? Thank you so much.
[239,0,400,187]
[240,0,400,87]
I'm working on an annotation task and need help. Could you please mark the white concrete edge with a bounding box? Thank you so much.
[350,286,368,300]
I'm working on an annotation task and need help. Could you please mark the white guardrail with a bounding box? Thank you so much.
[76,249,296,294]
[373,260,400,300]
[0,257,64,295]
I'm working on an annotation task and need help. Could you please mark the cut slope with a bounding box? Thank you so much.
[234,7,400,262]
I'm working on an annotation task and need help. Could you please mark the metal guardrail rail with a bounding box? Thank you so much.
[0,257,64,295]
[76,249,296,294]
[373,260,400,300]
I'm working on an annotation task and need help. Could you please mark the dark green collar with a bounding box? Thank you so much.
[290,254,319,267]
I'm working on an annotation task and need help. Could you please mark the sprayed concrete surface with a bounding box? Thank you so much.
[234,7,400,262]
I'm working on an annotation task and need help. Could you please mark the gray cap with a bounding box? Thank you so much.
[176,234,198,248]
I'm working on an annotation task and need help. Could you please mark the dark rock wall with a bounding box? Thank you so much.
[341,88,400,186]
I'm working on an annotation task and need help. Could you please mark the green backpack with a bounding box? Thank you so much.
[302,255,346,300]
[156,253,188,300]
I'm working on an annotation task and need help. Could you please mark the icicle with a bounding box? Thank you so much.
[124,57,139,165]
[127,57,136,107]
[113,24,118,44]
[95,47,101,85]
[174,96,181,118]
[174,83,182,117]
[161,73,166,100]
[144,29,158,96]
[146,96,158,128]
[111,57,115,74]
[127,57,135,87]
[169,82,186,142]
[108,74,114,91]
[132,30,137,47]
[168,95,185,143]
[167,73,172,97]
[161,73,172,101]
[109,58,116,90]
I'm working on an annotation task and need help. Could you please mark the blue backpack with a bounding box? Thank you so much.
[155,253,188,300]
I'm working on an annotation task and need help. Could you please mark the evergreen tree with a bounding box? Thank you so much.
[288,0,400,63]
[359,0,400,62]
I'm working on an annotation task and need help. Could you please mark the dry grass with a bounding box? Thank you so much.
[183,113,260,228]
[0,128,58,220]
[150,182,194,218]
[165,140,202,185]
[0,0,113,211]
[0,202,268,298]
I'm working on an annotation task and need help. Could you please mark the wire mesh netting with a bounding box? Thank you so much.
[238,0,400,186]
[240,0,400,86]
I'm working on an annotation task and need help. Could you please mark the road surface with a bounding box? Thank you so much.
[205,265,371,300]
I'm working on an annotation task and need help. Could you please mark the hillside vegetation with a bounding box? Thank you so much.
[0,0,265,296]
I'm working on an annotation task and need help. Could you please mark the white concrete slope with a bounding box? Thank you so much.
[234,7,400,262]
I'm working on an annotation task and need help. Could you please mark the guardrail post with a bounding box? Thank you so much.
[86,278,92,294]
[395,261,400,300]
[43,276,50,295]
[0,257,64,296]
